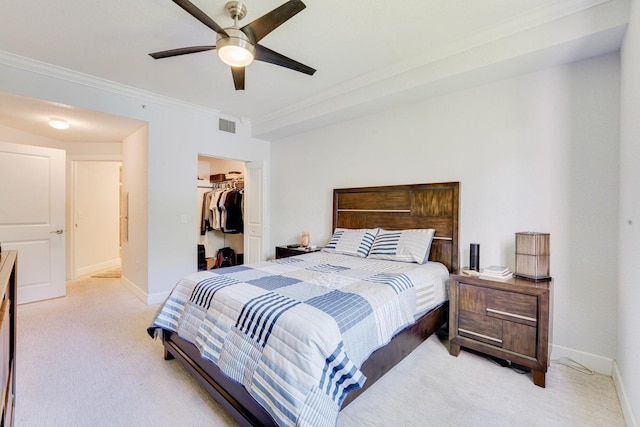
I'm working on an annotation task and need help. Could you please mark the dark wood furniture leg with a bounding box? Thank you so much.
[532,370,546,388]
[449,343,461,356]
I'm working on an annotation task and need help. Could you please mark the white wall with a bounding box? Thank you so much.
[121,125,149,298]
[0,59,270,304]
[271,53,620,374]
[618,0,640,424]
[144,108,269,302]
[73,161,121,276]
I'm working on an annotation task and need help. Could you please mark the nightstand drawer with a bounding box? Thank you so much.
[460,283,537,326]
[459,310,537,357]
[459,311,503,346]
[503,321,536,357]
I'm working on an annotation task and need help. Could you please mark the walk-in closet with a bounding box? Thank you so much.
[197,155,245,270]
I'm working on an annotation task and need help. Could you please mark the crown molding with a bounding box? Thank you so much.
[252,0,620,132]
[0,50,221,117]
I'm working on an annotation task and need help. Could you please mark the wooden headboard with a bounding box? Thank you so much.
[332,182,459,272]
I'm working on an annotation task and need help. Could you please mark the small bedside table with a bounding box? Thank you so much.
[448,273,551,387]
[275,245,321,259]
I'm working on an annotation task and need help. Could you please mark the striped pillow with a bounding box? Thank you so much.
[367,229,436,264]
[322,228,379,257]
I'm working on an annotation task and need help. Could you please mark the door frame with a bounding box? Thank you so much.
[244,160,268,263]
[67,154,122,279]
[196,155,267,265]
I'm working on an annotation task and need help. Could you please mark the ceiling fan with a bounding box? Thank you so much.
[150,0,316,90]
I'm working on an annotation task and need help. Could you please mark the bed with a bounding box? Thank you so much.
[148,182,459,426]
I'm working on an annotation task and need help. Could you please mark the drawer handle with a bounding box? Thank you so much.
[458,328,503,344]
[487,308,537,323]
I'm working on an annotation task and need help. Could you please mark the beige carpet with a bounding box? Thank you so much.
[15,276,626,427]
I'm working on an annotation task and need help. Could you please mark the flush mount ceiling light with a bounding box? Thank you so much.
[48,118,69,130]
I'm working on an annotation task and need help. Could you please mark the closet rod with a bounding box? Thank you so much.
[198,179,243,186]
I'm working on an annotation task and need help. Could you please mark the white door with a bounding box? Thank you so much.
[244,161,265,263]
[0,142,66,304]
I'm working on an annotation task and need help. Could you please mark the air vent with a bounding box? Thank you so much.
[218,118,236,134]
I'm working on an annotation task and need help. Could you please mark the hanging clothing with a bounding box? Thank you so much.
[201,185,244,235]
[200,190,214,235]
[224,189,243,233]
[210,189,225,231]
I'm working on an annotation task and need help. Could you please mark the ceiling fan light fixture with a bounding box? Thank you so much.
[48,118,69,130]
[150,0,315,89]
[216,28,255,67]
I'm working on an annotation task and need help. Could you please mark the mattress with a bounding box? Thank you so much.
[148,252,449,426]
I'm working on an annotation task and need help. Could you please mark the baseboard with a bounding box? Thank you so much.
[120,275,147,303]
[549,344,638,425]
[146,290,171,305]
[120,275,170,305]
[613,360,639,427]
[550,343,613,376]
[76,258,120,278]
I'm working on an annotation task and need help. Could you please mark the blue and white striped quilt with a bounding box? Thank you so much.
[149,252,449,427]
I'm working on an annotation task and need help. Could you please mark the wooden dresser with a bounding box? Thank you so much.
[448,273,550,387]
[0,251,16,426]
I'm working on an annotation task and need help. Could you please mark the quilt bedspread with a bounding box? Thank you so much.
[148,252,449,427]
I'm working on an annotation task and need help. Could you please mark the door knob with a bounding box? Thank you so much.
[50,229,64,234]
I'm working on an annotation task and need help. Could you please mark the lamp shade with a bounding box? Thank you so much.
[515,232,550,281]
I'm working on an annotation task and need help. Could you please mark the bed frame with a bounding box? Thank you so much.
[161,182,459,426]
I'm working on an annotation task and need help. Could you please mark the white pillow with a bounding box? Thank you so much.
[322,228,379,257]
[367,229,436,264]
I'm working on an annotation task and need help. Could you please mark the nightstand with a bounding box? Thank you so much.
[448,273,551,387]
[275,245,321,259]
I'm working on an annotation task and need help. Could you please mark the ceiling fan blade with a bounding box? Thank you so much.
[254,44,316,75]
[231,67,245,90]
[240,0,306,44]
[171,0,228,36]
[149,46,216,59]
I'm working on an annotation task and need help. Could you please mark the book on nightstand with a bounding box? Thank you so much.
[479,265,513,281]
[461,268,479,276]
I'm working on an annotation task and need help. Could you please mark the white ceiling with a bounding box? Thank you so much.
[0,0,629,142]
[0,92,146,142]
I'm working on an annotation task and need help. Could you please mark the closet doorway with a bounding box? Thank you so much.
[71,160,122,278]
[198,156,245,269]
